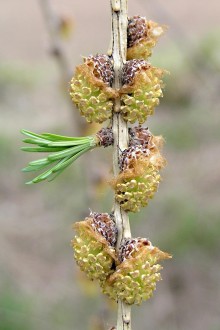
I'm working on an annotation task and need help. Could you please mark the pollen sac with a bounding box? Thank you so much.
[96,127,114,148]
[102,237,171,305]
[72,212,118,281]
[114,145,166,212]
[70,55,117,123]
[120,60,165,124]
[127,16,166,60]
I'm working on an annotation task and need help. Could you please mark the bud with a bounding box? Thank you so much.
[72,212,118,281]
[70,55,117,123]
[96,127,114,148]
[127,16,166,60]
[112,145,166,212]
[120,60,165,124]
[102,237,171,305]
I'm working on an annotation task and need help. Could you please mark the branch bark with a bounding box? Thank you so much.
[110,1,131,329]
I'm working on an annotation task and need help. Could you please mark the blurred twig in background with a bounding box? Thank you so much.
[38,0,107,212]
[38,0,72,85]
[38,0,82,133]
[37,5,112,328]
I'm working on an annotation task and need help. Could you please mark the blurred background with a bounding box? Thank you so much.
[0,0,220,329]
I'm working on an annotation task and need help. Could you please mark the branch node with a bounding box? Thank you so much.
[112,0,121,11]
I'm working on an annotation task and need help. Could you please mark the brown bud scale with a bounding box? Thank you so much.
[129,126,153,149]
[128,16,147,48]
[90,212,117,247]
[86,55,114,86]
[122,59,149,86]
[96,127,114,148]
[119,145,150,172]
[127,17,167,60]
[119,237,150,263]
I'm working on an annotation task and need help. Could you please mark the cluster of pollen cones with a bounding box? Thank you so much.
[70,16,171,307]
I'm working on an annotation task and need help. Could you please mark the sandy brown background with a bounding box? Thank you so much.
[0,1,220,329]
